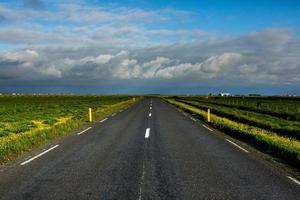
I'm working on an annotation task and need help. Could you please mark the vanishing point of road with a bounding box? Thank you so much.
[0,98,299,199]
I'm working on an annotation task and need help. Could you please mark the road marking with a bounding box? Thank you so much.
[226,139,249,153]
[191,117,197,121]
[112,113,116,117]
[145,128,150,138]
[21,145,59,166]
[77,127,92,135]
[99,118,107,123]
[287,176,300,185]
[150,107,152,110]
[138,161,146,200]
[149,113,152,117]
[202,124,213,131]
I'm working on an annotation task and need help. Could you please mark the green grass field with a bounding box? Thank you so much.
[175,98,300,140]
[182,96,300,121]
[0,95,138,163]
[165,96,300,168]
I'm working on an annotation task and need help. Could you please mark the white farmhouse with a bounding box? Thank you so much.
[219,92,231,97]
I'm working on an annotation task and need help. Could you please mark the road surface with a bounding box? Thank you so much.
[0,97,299,199]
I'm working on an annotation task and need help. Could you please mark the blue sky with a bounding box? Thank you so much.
[96,0,300,35]
[2,0,300,35]
[0,0,299,94]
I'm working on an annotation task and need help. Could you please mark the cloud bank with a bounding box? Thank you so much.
[0,1,299,93]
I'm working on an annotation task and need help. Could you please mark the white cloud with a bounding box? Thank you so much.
[0,2,299,89]
[238,64,257,74]
[94,54,113,64]
[142,57,172,78]
[40,64,62,78]
[3,49,39,62]
[201,52,242,73]
[155,63,197,79]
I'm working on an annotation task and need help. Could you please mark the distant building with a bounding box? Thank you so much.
[219,92,231,97]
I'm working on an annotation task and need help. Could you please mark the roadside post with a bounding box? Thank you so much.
[89,108,92,122]
[207,108,211,123]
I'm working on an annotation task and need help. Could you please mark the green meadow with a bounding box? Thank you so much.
[0,95,138,163]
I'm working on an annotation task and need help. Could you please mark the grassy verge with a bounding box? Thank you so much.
[176,99,300,140]
[0,98,138,164]
[180,96,300,121]
[166,98,300,168]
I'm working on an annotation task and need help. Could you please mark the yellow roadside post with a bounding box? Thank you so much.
[89,108,92,122]
[207,108,211,123]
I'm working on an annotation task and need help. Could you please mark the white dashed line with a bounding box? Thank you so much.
[77,127,92,135]
[138,161,146,200]
[226,139,249,153]
[150,107,152,110]
[202,124,213,132]
[287,176,300,185]
[99,118,107,123]
[145,128,150,139]
[112,113,116,117]
[191,118,197,121]
[149,113,152,117]
[20,145,59,165]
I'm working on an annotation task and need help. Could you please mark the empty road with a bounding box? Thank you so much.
[0,97,299,199]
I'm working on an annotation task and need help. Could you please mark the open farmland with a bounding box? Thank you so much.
[1,97,300,199]
[181,96,300,121]
[165,96,300,168]
[0,95,138,162]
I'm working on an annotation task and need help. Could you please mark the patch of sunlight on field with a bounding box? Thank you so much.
[1,116,71,139]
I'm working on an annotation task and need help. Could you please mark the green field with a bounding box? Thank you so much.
[182,96,300,121]
[0,95,138,163]
[165,96,300,168]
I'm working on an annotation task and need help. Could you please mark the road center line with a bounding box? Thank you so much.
[287,176,300,185]
[145,128,150,138]
[202,124,213,131]
[77,127,92,135]
[149,113,152,117]
[20,145,59,166]
[99,118,107,123]
[150,107,152,110]
[226,139,249,153]
[138,161,146,200]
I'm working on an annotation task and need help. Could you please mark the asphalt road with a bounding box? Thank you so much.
[0,97,299,199]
